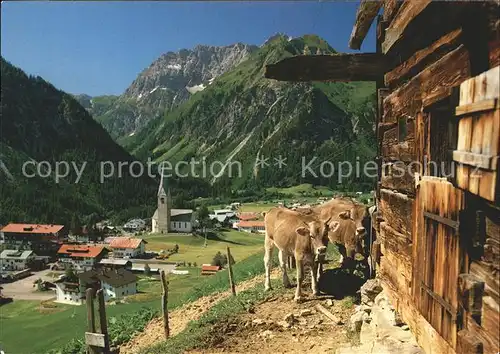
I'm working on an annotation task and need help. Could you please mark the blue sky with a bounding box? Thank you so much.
[1,1,376,96]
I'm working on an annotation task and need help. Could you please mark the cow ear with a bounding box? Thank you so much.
[329,221,340,233]
[296,226,310,238]
[338,210,351,219]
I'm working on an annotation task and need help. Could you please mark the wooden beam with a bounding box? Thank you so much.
[264,53,387,82]
[453,151,498,171]
[455,98,498,117]
[383,0,400,23]
[385,29,463,89]
[349,0,383,50]
[382,0,433,54]
[383,44,471,122]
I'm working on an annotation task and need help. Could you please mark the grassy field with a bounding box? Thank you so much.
[0,269,206,354]
[0,230,267,354]
[143,229,265,265]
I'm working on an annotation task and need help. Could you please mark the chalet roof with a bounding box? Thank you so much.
[171,209,193,216]
[237,221,266,228]
[1,223,65,234]
[238,212,259,221]
[0,250,34,260]
[78,268,137,288]
[108,237,146,249]
[98,259,131,266]
[57,244,107,259]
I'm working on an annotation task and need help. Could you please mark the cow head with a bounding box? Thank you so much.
[334,208,367,257]
[296,218,337,258]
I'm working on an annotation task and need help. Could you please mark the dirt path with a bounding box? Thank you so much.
[119,270,281,354]
[184,293,353,354]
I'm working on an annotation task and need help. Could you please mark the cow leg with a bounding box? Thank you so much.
[316,261,323,283]
[338,244,347,267]
[278,250,292,288]
[311,262,320,296]
[294,256,304,302]
[264,237,274,291]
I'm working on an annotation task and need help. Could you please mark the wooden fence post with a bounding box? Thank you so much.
[227,247,236,295]
[86,288,97,354]
[160,270,170,339]
[96,289,110,354]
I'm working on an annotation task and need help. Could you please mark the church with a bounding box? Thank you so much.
[151,173,194,233]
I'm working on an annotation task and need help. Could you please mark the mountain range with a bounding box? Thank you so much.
[1,33,376,225]
[76,34,376,191]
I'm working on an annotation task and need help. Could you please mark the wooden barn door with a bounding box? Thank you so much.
[413,177,465,348]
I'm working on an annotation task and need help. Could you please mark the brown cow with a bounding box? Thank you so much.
[313,197,369,262]
[263,207,339,302]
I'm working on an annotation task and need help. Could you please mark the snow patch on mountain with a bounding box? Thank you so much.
[186,84,206,94]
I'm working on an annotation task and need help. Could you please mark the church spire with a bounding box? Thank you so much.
[158,168,167,197]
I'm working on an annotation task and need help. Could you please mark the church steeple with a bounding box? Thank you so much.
[158,169,167,197]
[156,169,171,233]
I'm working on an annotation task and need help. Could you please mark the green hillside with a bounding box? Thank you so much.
[125,35,376,192]
[0,57,159,224]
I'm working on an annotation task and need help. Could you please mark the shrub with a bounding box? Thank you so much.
[211,251,235,268]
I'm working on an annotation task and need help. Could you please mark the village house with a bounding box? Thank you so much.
[108,237,147,259]
[97,258,132,270]
[54,268,137,305]
[0,223,68,256]
[151,173,194,233]
[236,220,266,234]
[57,244,108,271]
[265,1,500,352]
[123,218,146,232]
[0,250,35,271]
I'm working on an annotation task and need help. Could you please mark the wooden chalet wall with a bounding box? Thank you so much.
[264,1,499,353]
[365,1,500,354]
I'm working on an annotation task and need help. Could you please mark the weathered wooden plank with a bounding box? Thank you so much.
[380,222,412,282]
[383,0,400,23]
[380,160,416,196]
[470,261,499,304]
[349,0,383,50]
[464,311,499,354]
[381,120,415,162]
[385,29,463,89]
[85,332,105,348]
[489,39,500,67]
[264,53,387,82]
[456,330,483,354]
[453,151,497,170]
[382,0,432,54]
[455,99,498,117]
[384,45,471,123]
[459,273,485,324]
[480,296,500,353]
[379,188,413,236]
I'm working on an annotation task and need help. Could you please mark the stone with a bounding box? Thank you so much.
[326,299,334,307]
[360,279,383,305]
[284,313,296,325]
[277,320,292,329]
[252,318,265,325]
[348,311,364,333]
[299,309,313,316]
[259,330,274,339]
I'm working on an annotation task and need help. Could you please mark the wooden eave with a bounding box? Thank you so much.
[264,53,387,82]
[348,0,383,50]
